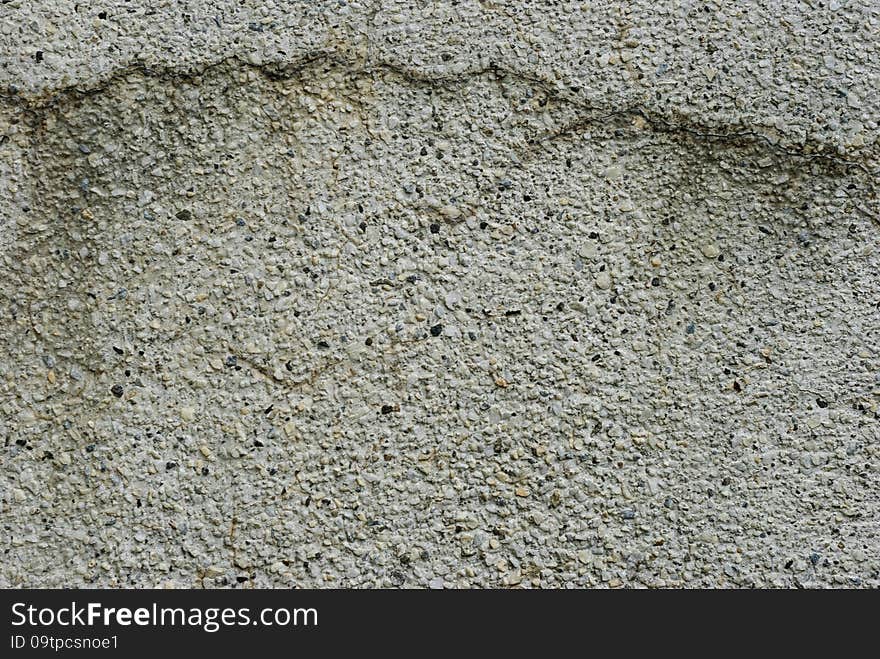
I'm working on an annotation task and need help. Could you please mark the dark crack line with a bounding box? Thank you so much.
[3,48,878,183]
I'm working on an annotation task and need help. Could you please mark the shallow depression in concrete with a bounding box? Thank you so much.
[1,54,878,587]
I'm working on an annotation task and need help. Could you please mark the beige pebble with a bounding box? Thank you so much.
[595,271,612,289]
[440,205,461,219]
[701,244,721,258]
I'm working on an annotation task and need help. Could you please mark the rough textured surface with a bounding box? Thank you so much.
[1,2,878,588]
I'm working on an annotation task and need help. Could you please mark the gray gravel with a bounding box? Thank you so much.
[1,1,878,588]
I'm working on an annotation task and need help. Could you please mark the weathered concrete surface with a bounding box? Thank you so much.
[1,2,878,588]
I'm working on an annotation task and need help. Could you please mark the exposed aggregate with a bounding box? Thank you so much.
[0,2,878,588]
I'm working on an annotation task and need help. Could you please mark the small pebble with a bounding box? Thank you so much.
[595,271,612,290]
[701,244,721,258]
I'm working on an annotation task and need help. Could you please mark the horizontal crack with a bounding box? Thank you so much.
[3,48,878,204]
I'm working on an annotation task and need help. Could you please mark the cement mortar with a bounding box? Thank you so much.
[0,2,878,588]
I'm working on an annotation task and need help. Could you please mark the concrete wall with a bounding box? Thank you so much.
[1,1,878,587]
